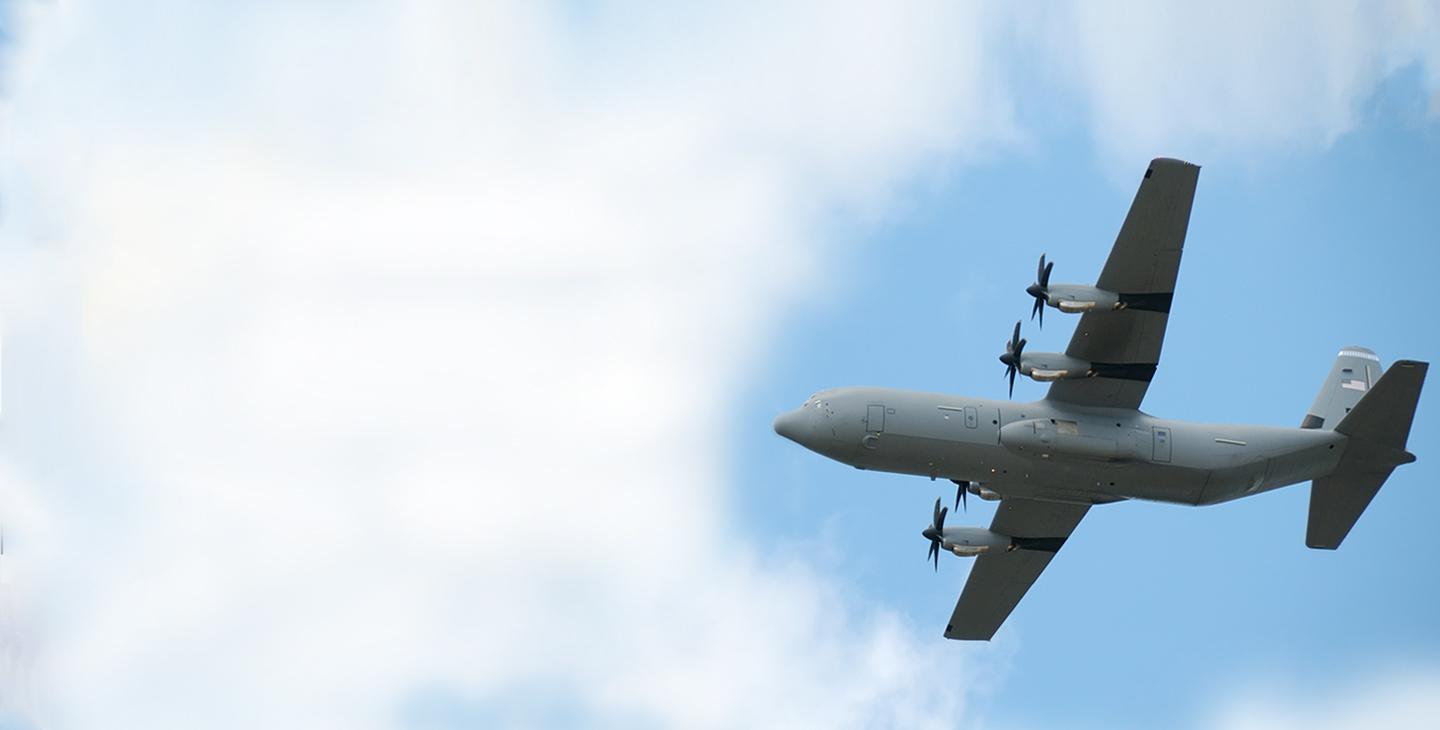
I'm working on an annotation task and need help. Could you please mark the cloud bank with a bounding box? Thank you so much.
[0,1,1435,728]
[1,2,1009,727]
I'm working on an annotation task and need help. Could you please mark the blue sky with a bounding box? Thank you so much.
[736,62,1440,729]
[0,2,1438,728]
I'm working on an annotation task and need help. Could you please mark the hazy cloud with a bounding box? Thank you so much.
[0,2,1009,727]
[1026,0,1440,167]
[1206,667,1440,730]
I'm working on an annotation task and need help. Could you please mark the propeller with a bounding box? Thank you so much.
[922,497,949,571]
[1025,253,1054,328]
[997,320,1026,398]
[953,479,968,512]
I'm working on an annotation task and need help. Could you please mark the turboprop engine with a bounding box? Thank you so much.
[1000,418,1148,461]
[1015,351,1095,382]
[938,526,1017,557]
[921,498,1068,566]
[950,480,1002,511]
[999,322,1097,396]
[1024,253,1173,325]
[1038,284,1122,313]
[999,322,1159,394]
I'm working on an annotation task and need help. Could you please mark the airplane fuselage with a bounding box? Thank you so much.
[771,158,1425,640]
[774,387,1346,507]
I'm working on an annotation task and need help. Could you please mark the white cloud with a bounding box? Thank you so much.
[0,1,1010,728]
[1206,667,1440,730]
[1024,0,1440,168]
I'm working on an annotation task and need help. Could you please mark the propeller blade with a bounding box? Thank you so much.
[1027,255,1054,329]
[954,480,967,511]
[925,498,950,570]
[998,321,1027,398]
[1010,322,1025,398]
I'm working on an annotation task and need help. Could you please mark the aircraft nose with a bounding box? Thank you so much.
[773,408,808,444]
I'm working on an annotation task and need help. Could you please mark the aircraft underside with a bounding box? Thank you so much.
[833,397,1346,507]
[772,158,1426,641]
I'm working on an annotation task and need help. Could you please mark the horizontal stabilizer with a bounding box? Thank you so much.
[1307,360,1427,549]
[1333,360,1427,454]
[1307,466,1395,550]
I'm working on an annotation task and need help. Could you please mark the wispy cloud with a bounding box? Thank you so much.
[1204,666,1440,730]
[1022,0,1440,168]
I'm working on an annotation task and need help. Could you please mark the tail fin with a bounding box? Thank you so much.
[1301,347,1383,430]
[1306,358,1428,549]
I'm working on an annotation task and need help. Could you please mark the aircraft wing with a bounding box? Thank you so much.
[1047,158,1200,410]
[944,498,1089,640]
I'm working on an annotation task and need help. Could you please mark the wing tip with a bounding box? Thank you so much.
[1150,156,1200,169]
[943,623,995,641]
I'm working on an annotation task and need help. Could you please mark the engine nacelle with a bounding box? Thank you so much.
[967,483,1003,501]
[1000,418,1147,461]
[998,319,1155,391]
[940,527,1013,557]
[1018,352,1094,382]
[940,526,1069,557]
[1044,284,1174,315]
[1044,284,1120,312]
[1017,354,1159,385]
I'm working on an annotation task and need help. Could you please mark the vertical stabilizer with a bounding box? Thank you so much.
[1301,347,1382,430]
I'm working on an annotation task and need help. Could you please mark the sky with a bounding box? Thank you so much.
[0,2,1437,729]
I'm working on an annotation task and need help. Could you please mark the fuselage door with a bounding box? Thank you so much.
[964,406,978,429]
[1153,426,1172,463]
[866,404,886,433]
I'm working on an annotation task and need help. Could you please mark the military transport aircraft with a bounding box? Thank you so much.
[773,158,1427,640]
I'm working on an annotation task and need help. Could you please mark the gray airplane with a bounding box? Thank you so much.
[772,158,1427,641]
